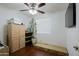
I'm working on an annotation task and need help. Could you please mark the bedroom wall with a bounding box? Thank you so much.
[0,5,31,45]
[35,11,67,47]
[66,3,79,56]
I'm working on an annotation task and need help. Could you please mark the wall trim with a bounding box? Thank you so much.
[34,42,68,54]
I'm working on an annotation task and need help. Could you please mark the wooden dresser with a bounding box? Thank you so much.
[8,23,25,53]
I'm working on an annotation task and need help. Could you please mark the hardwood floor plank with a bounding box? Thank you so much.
[10,45,68,56]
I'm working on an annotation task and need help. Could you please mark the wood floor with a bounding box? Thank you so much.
[10,45,68,56]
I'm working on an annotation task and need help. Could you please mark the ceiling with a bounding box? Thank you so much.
[0,3,68,14]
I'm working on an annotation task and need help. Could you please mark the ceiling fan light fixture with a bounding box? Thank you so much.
[29,9,37,15]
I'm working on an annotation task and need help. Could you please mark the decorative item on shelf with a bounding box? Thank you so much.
[8,18,23,25]
[8,18,14,24]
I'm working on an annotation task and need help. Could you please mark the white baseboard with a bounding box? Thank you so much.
[34,42,68,54]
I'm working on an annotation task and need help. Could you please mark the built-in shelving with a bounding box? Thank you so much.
[25,32,33,45]
[25,40,31,43]
[25,36,32,39]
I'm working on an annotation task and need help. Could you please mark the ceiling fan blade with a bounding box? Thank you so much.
[20,9,28,11]
[37,10,45,14]
[38,3,46,8]
[24,3,29,7]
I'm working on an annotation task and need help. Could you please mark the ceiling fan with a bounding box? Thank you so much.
[20,3,46,15]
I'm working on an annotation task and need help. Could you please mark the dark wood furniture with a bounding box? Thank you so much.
[25,32,33,46]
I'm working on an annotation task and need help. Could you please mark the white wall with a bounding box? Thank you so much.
[2,3,79,56]
[66,3,79,56]
[0,5,31,45]
[35,11,67,47]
